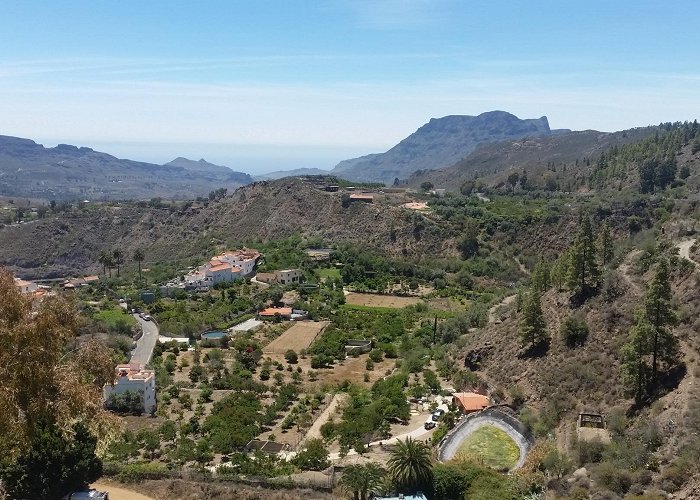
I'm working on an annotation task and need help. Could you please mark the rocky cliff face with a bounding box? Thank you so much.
[331,111,556,184]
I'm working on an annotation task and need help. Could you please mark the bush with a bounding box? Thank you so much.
[284,349,298,364]
[561,315,589,347]
[292,438,330,471]
[594,461,632,494]
[105,390,143,415]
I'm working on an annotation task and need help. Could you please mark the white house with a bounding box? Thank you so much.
[14,277,38,294]
[103,363,156,414]
[181,248,260,290]
[211,248,260,276]
[276,269,302,285]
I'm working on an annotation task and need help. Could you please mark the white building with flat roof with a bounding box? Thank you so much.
[103,363,156,414]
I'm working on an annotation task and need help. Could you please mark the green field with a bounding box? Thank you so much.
[456,425,520,470]
[316,267,341,280]
[93,307,137,328]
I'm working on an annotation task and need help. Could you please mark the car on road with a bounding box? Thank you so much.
[140,313,152,321]
[424,419,436,430]
[63,488,109,499]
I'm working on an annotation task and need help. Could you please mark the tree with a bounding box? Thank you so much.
[284,349,298,364]
[567,217,600,298]
[643,260,678,387]
[561,315,589,347]
[292,438,330,471]
[339,462,386,500]
[0,422,102,499]
[519,290,548,349]
[0,269,113,493]
[507,172,520,193]
[105,390,144,415]
[531,258,551,293]
[113,249,124,277]
[457,218,480,259]
[133,248,145,281]
[621,313,653,404]
[97,251,112,276]
[387,437,432,494]
[597,221,613,268]
[420,181,434,192]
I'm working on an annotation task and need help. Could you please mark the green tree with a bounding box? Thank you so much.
[567,217,600,297]
[284,349,298,364]
[507,172,519,193]
[519,290,548,349]
[420,181,434,192]
[292,438,330,471]
[387,437,432,494]
[457,218,480,259]
[97,250,112,277]
[0,422,102,500]
[597,221,614,268]
[643,260,678,387]
[531,258,551,293]
[113,249,124,277]
[133,248,145,281]
[339,462,386,500]
[621,314,653,404]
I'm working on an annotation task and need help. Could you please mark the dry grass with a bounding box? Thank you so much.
[263,321,329,354]
[344,292,421,308]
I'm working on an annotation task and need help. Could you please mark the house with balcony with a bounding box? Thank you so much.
[103,363,156,414]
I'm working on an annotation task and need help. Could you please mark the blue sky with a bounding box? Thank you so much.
[1,1,699,173]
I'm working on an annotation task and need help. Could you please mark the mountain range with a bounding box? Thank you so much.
[330,111,569,184]
[0,136,252,201]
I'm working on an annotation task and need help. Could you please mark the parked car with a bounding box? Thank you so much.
[143,314,152,321]
[431,409,446,422]
[63,489,109,499]
[424,419,436,430]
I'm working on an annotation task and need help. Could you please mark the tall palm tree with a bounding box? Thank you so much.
[112,249,124,277]
[133,249,145,281]
[97,251,110,276]
[387,437,433,494]
[338,462,386,500]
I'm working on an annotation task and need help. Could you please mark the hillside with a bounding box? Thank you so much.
[331,111,560,184]
[0,136,253,201]
[406,126,659,192]
[254,167,331,181]
[0,178,451,278]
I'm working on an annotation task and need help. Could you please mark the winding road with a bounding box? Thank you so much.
[130,313,159,366]
[678,239,698,268]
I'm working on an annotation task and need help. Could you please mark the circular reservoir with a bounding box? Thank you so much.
[201,330,227,340]
[438,411,531,470]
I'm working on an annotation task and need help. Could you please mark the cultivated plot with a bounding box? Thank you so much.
[344,292,421,308]
[263,321,329,354]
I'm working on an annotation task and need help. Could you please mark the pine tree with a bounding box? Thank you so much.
[519,290,548,349]
[597,221,613,268]
[621,313,653,404]
[567,217,600,297]
[643,260,677,386]
[550,252,570,291]
[531,258,551,293]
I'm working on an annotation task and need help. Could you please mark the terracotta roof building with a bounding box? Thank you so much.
[453,392,490,414]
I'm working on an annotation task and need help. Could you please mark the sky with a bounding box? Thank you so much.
[2,1,700,174]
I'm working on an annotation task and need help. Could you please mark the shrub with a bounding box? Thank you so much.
[593,461,632,494]
[284,350,298,364]
[561,315,589,347]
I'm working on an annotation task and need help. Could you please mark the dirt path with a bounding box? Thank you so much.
[488,294,516,325]
[301,393,347,445]
[677,239,698,267]
[92,482,154,500]
[618,249,644,297]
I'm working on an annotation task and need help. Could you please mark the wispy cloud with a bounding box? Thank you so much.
[334,0,456,29]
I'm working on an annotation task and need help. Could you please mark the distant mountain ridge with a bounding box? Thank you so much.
[331,111,567,184]
[163,157,253,185]
[0,136,254,200]
[254,167,331,181]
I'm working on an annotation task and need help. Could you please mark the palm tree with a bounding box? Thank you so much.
[112,249,124,277]
[387,437,433,494]
[133,249,145,281]
[338,462,386,500]
[97,251,110,276]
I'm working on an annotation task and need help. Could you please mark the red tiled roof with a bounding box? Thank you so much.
[453,392,490,412]
[209,264,232,272]
[259,307,292,317]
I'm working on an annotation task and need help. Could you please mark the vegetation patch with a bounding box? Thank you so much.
[455,424,520,470]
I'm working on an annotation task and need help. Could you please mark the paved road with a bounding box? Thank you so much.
[130,313,159,366]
